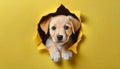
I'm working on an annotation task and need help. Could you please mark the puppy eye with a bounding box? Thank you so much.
[64,25,69,30]
[51,26,56,30]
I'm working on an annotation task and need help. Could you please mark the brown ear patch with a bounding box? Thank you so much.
[40,17,51,34]
[68,16,80,34]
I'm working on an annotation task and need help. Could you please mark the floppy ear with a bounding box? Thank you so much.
[40,18,51,34]
[68,16,80,34]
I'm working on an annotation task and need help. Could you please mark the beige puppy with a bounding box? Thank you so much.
[40,15,80,62]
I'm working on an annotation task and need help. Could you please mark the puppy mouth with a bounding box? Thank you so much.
[56,39,69,44]
[56,41,64,43]
[52,36,68,43]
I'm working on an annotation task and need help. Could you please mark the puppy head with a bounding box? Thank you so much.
[40,15,80,44]
[49,15,80,44]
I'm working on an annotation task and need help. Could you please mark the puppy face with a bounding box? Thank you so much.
[49,15,73,43]
[40,15,80,44]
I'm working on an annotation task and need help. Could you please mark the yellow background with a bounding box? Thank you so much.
[0,0,120,69]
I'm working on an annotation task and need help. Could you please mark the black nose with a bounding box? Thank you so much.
[57,35,63,41]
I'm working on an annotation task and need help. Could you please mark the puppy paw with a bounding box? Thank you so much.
[62,50,72,60]
[49,51,60,62]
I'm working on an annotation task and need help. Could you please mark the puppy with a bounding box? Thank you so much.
[40,15,80,62]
